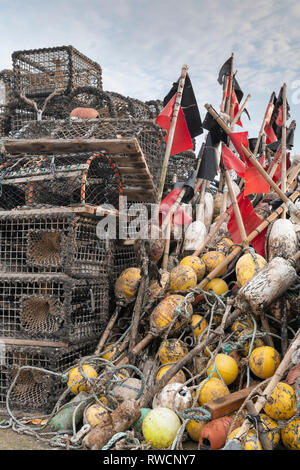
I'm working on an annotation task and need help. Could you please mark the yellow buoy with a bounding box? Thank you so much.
[197,377,229,405]
[84,402,109,427]
[281,416,300,450]
[264,382,296,421]
[259,413,280,449]
[114,267,141,304]
[169,265,197,292]
[249,346,280,379]
[186,419,206,441]
[204,278,228,296]
[180,256,206,282]
[238,328,265,356]
[142,407,181,449]
[207,354,239,385]
[155,364,186,385]
[202,251,227,276]
[101,344,126,363]
[231,319,253,335]
[150,295,192,334]
[67,364,98,394]
[191,314,208,339]
[158,338,188,364]
[235,253,267,287]
[228,427,262,450]
[216,237,234,255]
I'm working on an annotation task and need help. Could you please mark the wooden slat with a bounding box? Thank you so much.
[0,337,68,348]
[4,138,140,155]
[204,385,257,419]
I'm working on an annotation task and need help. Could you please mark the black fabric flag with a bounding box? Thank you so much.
[197,132,221,182]
[202,111,228,145]
[218,57,232,85]
[248,138,262,155]
[270,86,291,140]
[163,74,203,138]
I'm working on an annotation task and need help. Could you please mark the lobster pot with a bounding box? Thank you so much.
[12,46,102,98]
[11,118,166,194]
[7,96,69,135]
[0,208,112,278]
[112,243,138,283]
[165,151,197,191]
[118,201,152,240]
[0,340,97,413]
[98,91,156,119]
[0,273,109,343]
[0,152,123,210]
[0,105,6,138]
[0,69,13,106]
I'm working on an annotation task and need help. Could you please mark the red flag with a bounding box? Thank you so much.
[244,166,269,196]
[229,131,249,162]
[231,89,242,127]
[227,193,267,256]
[221,145,245,177]
[230,132,269,195]
[156,94,193,156]
[265,123,277,144]
[159,189,192,226]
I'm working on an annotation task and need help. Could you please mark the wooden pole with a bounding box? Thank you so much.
[197,190,299,290]
[204,104,300,222]
[281,83,287,218]
[224,168,248,247]
[225,53,234,116]
[230,94,251,129]
[157,65,188,203]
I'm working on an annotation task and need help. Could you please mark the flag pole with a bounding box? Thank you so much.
[157,64,188,204]
[224,168,248,248]
[231,94,251,128]
[204,103,300,222]
[281,83,287,218]
[225,53,234,116]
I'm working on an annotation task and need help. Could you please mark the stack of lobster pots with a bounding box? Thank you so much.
[0,46,117,415]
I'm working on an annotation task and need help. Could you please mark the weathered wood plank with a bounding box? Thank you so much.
[3,138,140,155]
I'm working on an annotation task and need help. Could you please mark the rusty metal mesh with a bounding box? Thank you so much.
[0,273,109,343]
[0,341,97,412]
[0,152,122,209]
[12,46,102,98]
[9,118,166,190]
[0,210,113,278]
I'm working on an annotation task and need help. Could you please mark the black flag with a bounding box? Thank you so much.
[163,74,203,138]
[197,132,221,182]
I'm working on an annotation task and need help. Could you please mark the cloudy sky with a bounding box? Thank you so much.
[1,0,300,152]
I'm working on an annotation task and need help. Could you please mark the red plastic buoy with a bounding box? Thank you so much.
[199,416,235,450]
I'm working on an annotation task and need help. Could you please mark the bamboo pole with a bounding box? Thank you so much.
[225,53,234,116]
[230,93,251,129]
[157,65,188,203]
[281,83,287,218]
[224,168,248,247]
[204,104,300,223]
[197,191,299,290]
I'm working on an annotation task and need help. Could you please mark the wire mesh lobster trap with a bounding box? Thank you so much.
[0,273,109,343]
[2,118,166,205]
[165,150,197,191]
[12,46,102,98]
[0,152,123,209]
[0,207,113,278]
[0,340,97,413]
[112,243,138,283]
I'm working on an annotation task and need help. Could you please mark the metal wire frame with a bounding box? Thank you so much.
[0,273,110,343]
[0,209,113,278]
[0,340,97,413]
[11,45,102,99]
